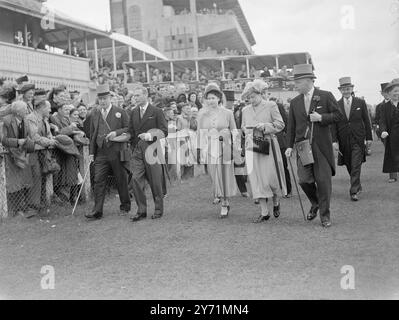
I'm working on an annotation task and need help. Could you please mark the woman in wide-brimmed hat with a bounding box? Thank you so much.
[197,82,239,218]
[379,78,399,182]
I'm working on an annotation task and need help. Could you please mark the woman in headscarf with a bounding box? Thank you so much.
[379,78,399,182]
[241,80,287,223]
[197,83,239,218]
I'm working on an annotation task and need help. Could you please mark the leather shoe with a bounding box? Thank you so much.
[307,206,318,221]
[350,194,359,201]
[85,211,103,220]
[252,214,270,223]
[273,203,280,218]
[131,213,147,222]
[151,213,163,220]
[322,220,332,228]
[119,210,129,216]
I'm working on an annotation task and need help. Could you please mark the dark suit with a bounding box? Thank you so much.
[287,88,342,222]
[332,97,372,195]
[379,101,399,174]
[89,105,131,214]
[129,103,168,215]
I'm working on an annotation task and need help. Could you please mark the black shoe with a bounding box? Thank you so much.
[307,206,318,221]
[350,194,359,201]
[254,199,260,205]
[85,211,103,220]
[273,203,280,218]
[252,214,270,223]
[119,210,129,216]
[322,220,332,228]
[151,213,163,220]
[131,213,147,222]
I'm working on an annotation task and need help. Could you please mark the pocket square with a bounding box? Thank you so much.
[148,116,155,119]
[356,108,360,110]
[316,106,323,109]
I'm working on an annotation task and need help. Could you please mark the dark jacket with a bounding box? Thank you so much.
[89,105,130,157]
[276,102,288,149]
[379,101,399,173]
[287,88,342,176]
[128,103,168,150]
[332,97,373,166]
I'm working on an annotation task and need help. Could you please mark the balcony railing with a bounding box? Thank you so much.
[0,41,90,93]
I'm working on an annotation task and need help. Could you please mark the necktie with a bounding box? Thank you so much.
[345,98,351,119]
[102,108,108,120]
[304,93,311,115]
[140,106,145,120]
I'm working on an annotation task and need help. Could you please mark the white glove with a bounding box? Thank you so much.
[381,132,389,139]
[285,148,293,158]
[139,133,152,141]
[333,142,339,151]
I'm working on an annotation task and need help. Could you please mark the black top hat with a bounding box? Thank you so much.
[380,82,389,92]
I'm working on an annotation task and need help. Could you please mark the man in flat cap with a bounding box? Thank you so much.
[85,84,131,220]
[331,77,372,201]
[286,64,343,228]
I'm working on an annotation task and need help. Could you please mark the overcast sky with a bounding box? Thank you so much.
[47,0,398,104]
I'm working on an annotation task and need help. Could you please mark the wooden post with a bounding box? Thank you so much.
[128,46,133,62]
[246,57,250,78]
[24,24,28,47]
[0,150,8,219]
[84,32,88,57]
[221,60,226,80]
[94,38,99,72]
[195,60,199,81]
[112,39,117,73]
[67,30,71,55]
[275,56,279,70]
[170,62,174,82]
[80,146,91,201]
[146,63,150,83]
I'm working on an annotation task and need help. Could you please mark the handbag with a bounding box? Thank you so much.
[252,127,270,155]
[40,150,61,175]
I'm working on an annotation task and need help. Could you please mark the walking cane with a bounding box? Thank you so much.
[270,136,285,196]
[288,156,306,221]
[71,163,91,216]
[219,136,226,201]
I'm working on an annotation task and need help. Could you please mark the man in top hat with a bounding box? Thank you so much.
[331,77,372,201]
[20,84,35,114]
[129,85,168,222]
[286,64,343,228]
[85,84,131,220]
[374,83,390,142]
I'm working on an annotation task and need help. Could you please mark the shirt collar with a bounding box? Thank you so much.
[104,104,112,114]
[305,86,315,98]
[141,102,149,111]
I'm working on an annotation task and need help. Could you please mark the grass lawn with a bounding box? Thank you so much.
[0,142,398,300]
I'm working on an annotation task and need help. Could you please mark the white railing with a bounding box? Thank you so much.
[0,41,90,93]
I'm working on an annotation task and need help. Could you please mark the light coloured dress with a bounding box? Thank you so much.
[197,106,239,198]
[241,100,287,199]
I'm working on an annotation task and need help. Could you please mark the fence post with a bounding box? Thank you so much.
[0,149,8,219]
[80,146,91,201]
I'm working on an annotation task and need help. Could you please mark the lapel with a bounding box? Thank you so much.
[298,94,307,117]
[138,104,154,130]
[105,106,115,126]
[309,88,320,114]
[349,97,357,120]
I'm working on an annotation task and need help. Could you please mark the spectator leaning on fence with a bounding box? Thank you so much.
[25,100,57,216]
[49,101,81,204]
[1,101,37,218]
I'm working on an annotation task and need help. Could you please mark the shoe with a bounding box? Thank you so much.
[273,203,280,218]
[388,178,397,183]
[85,212,103,220]
[219,206,230,219]
[283,193,292,199]
[241,192,249,198]
[131,213,147,222]
[350,194,359,202]
[252,214,270,223]
[307,206,318,221]
[23,209,38,219]
[119,210,129,216]
[254,199,260,205]
[213,197,221,205]
[151,213,163,220]
[322,220,332,228]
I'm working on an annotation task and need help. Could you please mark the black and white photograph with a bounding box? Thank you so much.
[0,0,398,304]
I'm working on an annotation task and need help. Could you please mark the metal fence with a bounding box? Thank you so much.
[0,144,91,219]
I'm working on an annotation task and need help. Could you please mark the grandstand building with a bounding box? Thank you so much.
[109,0,256,59]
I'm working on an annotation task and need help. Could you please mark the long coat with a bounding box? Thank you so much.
[332,97,373,167]
[287,88,342,176]
[1,115,33,193]
[49,113,79,187]
[379,101,399,173]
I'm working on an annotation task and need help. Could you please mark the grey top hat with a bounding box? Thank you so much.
[293,64,316,80]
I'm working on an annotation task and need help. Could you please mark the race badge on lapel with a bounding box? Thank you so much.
[115,112,121,119]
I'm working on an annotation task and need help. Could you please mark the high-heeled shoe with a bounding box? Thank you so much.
[273,203,280,218]
[219,205,230,219]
